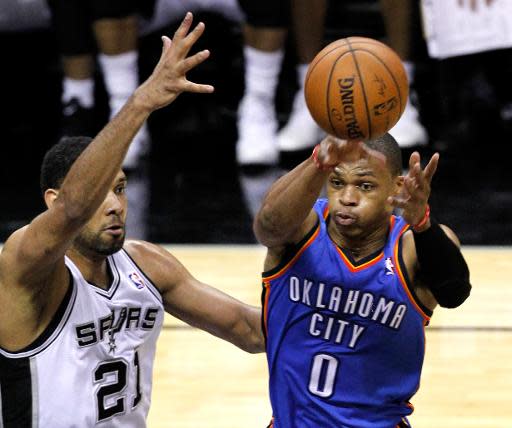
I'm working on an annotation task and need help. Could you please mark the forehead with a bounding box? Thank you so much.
[333,156,390,179]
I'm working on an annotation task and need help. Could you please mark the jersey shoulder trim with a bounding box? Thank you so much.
[262,219,320,280]
[393,226,433,320]
[0,269,77,358]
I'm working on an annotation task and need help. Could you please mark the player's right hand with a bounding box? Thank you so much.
[315,136,386,170]
[134,12,214,112]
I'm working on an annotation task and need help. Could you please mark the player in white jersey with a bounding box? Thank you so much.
[0,13,264,427]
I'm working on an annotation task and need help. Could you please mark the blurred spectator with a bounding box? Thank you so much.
[0,0,52,31]
[380,0,428,149]
[236,0,327,166]
[46,0,153,169]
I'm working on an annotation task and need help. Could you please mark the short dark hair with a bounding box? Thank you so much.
[40,136,93,194]
[364,133,402,176]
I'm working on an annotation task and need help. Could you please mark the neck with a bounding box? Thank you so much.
[328,218,389,261]
[67,246,110,290]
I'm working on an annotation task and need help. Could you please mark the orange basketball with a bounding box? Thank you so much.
[305,37,408,141]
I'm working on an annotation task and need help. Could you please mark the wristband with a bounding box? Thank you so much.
[412,204,430,232]
[312,145,332,171]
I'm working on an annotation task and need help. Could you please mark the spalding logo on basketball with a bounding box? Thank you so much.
[305,37,408,141]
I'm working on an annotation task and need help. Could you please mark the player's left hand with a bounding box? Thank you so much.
[134,12,214,112]
[387,152,439,227]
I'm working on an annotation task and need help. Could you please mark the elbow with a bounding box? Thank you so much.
[237,308,266,354]
[435,280,472,309]
[241,333,265,354]
[253,206,287,247]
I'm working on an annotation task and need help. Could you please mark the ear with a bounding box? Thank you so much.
[393,175,404,196]
[43,188,59,209]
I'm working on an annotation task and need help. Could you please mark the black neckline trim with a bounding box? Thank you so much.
[326,214,385,267]
[336,245,383,267]
[87,256,115,292]
[262,220,320,278]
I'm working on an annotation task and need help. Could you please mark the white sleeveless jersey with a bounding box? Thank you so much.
[0,249,164,428]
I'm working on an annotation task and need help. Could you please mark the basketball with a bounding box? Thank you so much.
[305,37,408,141]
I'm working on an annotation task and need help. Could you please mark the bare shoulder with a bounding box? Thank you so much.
[263,209,319,272]
[123,240,188,293]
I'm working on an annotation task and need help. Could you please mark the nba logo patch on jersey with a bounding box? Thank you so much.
[129,272,145,289]
[385,257,395,275]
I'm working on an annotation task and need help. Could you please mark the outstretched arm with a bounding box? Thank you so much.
[0,13,213,288]
[125,241,264,354]
[254,137,371,248]
[389,152,471,309]
[0,13,213,350]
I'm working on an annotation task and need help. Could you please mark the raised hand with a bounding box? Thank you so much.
[314,136,386,170]
[134,12,214,112]
[388,152,439,228]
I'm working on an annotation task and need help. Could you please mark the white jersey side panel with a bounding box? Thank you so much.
[0,249,164,428]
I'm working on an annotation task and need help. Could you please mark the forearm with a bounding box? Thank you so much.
[254,156,327,246]
[414,222,471,308]
[242,305,265,353]
[58,93,150,220]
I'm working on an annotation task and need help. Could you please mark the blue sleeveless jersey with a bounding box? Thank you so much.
[262,199,432,428]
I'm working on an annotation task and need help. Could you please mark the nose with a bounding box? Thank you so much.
[339,184,358,206]
[105,190,124,216]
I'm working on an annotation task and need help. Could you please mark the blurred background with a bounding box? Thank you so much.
[1,0,511,245]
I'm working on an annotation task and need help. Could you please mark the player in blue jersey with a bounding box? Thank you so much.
[254,134,471,428]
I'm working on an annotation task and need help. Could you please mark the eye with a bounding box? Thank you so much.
[330,177,343,187]
[360,182,375,191]
[115,185,126,195]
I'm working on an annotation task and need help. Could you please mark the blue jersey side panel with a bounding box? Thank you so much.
[263,199,430,428]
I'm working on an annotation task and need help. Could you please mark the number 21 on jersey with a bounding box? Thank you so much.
[93,351,142,422]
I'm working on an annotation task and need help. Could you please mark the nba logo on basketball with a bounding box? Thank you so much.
[129,272,145,289]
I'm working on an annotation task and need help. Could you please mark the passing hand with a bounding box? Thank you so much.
[135,12,214,112]
[314,136,386,171]
[387,152,439,227]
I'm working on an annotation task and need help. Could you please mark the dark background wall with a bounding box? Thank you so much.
[1,0,511,244]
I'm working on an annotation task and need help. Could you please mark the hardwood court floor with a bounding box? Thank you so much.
[148,246,512,428]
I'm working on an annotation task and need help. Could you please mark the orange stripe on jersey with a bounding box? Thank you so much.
[263,226,320,281]
[322,204,329,219]
[393,224,431,322]
[389,214,396,231]
[262,279,271,336]
[335,246,384,272]
[333,216,395,273]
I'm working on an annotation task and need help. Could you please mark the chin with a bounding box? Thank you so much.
[337,223,362,237]
[95,236,125,256]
